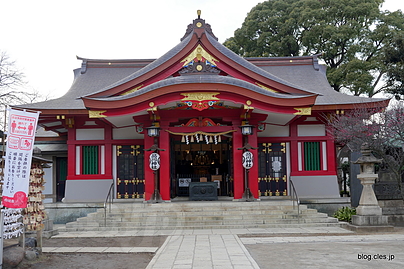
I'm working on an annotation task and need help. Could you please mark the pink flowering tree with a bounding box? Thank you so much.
[327,104,404,199]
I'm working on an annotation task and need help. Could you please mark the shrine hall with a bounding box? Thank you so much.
[16,13,389,203]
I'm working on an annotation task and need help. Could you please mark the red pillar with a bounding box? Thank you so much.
[104,125,113,177]
[289,123,299,175]
[159,125,170,201]
[248,132,259,199]
[144,135,154,201]
[67,128,76,179]
[232,127,244,199]
[326,138,337,174]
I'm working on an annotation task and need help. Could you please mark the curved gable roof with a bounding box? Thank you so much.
[81,16,320,100]
[82,75,317,110]
[16,14,389,113]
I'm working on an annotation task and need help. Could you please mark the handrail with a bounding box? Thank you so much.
[104,181,114,227]
[289,178,300,223]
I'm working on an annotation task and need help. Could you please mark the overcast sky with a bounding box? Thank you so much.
[1,0,403,100]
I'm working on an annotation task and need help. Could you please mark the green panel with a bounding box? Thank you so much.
[58,158,68,181]
[304,142,320,171]
[83,145,99,174]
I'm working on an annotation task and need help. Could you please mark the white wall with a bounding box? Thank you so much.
[297,124,325,136]
[113,127,143,139]
[76,128,105,140]
[259,125,289,137]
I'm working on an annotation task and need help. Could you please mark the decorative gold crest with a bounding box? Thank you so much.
[181,92,220,111]
[181,44,219,66]
[181,92,220,101]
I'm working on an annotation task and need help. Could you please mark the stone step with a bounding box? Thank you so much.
[91,212,329,222]
[67,215,337,227]
[88,209,318,220]
[103,201,303,211]
[59,221,344,232]
[91,205,311,215]
[62,201,340,232]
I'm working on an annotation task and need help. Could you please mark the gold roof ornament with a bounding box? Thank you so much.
[293,107,312,115]
[181,92,220,102]
[120,85,143,96]
[256,82,278,93]
[181,44,219,66]
[88,110,107,118]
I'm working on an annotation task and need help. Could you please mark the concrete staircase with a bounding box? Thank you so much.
[59,199,342,232]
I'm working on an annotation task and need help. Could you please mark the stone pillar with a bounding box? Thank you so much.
[351,143,389,227]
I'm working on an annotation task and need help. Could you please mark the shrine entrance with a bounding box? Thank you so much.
[170,139,232,198]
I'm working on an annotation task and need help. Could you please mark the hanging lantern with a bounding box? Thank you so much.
[240,121,254,136]
[146,122,160,137]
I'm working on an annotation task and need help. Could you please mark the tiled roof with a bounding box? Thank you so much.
[85,75,314,102]
[80,34,193,98]
[206,34,316,94]
[257,64,387,106]
[17,65,144,110]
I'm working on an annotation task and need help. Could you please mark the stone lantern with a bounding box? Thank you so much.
[351,143,389,227]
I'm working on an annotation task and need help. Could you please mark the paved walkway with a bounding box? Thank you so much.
[46,227,404,269]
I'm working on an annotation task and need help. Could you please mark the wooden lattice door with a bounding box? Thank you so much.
[258,143,287,196]
[116,145,144,199]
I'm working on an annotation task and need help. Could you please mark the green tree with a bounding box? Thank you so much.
[383,34,404,99]
[224,0,404,97]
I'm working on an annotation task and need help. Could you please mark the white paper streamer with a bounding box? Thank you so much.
[2,208,24,239]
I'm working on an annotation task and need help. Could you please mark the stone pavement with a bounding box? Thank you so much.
[46,227,404,269]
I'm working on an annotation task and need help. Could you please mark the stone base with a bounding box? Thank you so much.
[352,215,389,226]
[356,205,382,215]
[345,223,395,233]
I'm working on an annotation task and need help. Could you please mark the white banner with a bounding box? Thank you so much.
[2,109,39,208]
